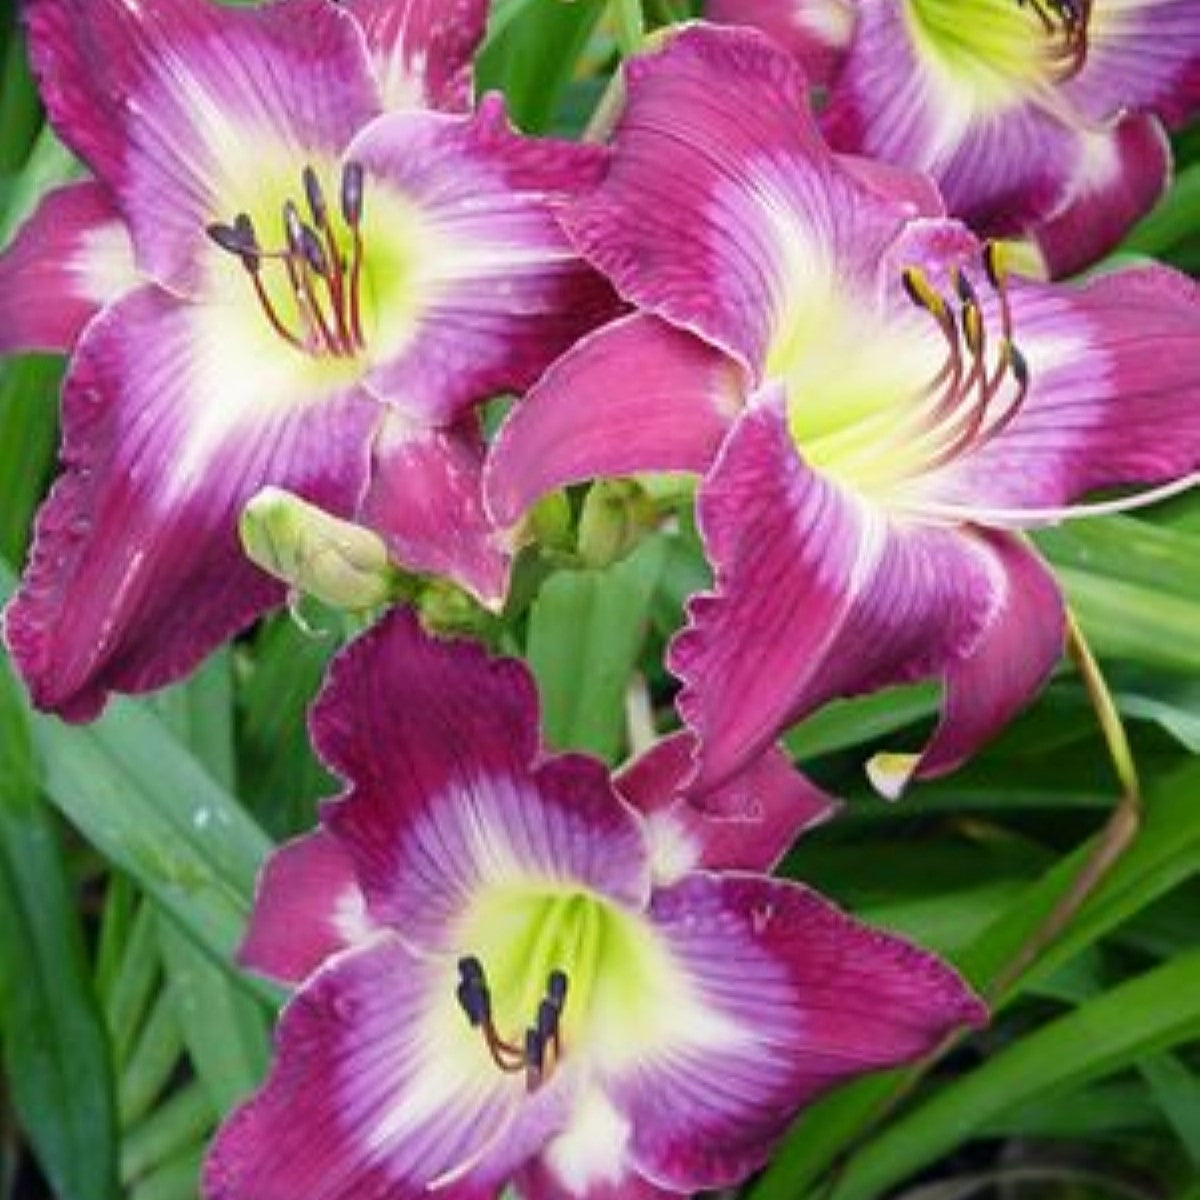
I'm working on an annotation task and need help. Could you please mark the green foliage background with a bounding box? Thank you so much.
[1,2,1199,1197]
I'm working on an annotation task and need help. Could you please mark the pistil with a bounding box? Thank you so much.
[205,161,369,360]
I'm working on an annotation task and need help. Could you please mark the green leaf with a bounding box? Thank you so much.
[0,659,119,1200]
[1141,1053,1200,1170]
[120,1084,214,1190]
[0,356,62,565]
[526,534,668,762]
[157,915,270,1113]
[826,951,1200,1199]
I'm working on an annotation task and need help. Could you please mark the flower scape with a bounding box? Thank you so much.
[0,1,1198,1198]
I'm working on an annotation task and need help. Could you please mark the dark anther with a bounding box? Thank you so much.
[456,979,491,1029]
[1009,344,1030,387]
[300,225,330,277]
[303,165,328,229]
[536,998,561,1043]
[458,956,485,985]
[953,270,978,308]
[546,970,568,1008]
[983,242,1005,290]
[523,1027,546,1076]
[900,268,926,311]
[341,161,365,228]
[283,200,306,256]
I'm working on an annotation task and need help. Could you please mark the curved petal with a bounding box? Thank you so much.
[485,314,742,529]
[25,0,380,294]
[922,264,1200,514]
[239,831,377,986]
[1025,113,1171,278]
[350,97,617,425]
[516,1158,676,1200]
[205,937,572,1200]
[604,875,985,1194]
[4,286,378,720]
[359,412,509,607]
[341,0,489,112]
[0,181,137,355]
[616,731,836,883]
[563,23,917,377]
[821,0,1081,239]
[1066,0,1200,127]
[313,610,652,949]
[670,397,1010,797]
[706,0,856,89]
[869,531,1064,798]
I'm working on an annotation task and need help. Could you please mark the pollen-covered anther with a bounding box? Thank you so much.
[206,162,369,360]
[899,247,1034,468]
[1015,0,1092,79]
[454,957,570,1091]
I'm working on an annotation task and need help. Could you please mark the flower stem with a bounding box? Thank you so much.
[987,607,1142,999]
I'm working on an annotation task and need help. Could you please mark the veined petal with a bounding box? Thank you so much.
[205,938,572,1200]
[1026,114,1171,279]
[564,23,917,377]
[1066,0,1200,127]
[341,0,489,112]
[616,732,836,883]
[920,264,1200,514]
[3,285,378,720]
[670,397,1006,797]
[602,876,985,1194]
[0,182,137,354]
[869,531,1063,798]
[821,0,1079,239]
[485,315,742,529]
[349,97,616,425]
[359,412,509,607]
[25,0,380,294]
[706,0,857,89]
[516,1158,677,1200]
[239,831,378,986]
[314,610,652,950]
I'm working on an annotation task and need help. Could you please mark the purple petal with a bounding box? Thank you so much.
[360,413,509,607]
[516,1161,677,1200]
[1027,114,1171,279]
[821,0,1078,239]
[0,181,137,354]
[670,398,1012,796]
[563,23,915,376]
[313,610,651,950]
[706,0,856,89]
[205,938,571,1200]
[239,831,377,986]
[616,731,836,880]
[927,264,1200,513]
[3,286,377,720]
[340,0,489,112]
[606,875,985,1193]
[485,314,741,529]
[1066,0,1200,127]
[870,531,1064,797]
[25,0,379,294]
[350,97,617,425]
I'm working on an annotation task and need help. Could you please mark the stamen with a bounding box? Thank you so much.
[1015,0,1091,79]
[209,166,368,359]
[523,1028,546,1091]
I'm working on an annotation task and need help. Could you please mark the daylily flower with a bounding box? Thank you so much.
[205,609,983,1200]
[707,0,1200,276]
[0,0,613,720]
[485,24,1200,799]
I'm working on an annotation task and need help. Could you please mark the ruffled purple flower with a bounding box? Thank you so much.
[0,0,613,719]
[708,0,1200,275]
[485,24,1200,798]
[205,609,983,1200]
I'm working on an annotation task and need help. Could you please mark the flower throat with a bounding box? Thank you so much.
[206,162,367,360]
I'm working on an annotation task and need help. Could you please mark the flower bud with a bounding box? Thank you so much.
[239,487,397,611]
[577,480,657,569]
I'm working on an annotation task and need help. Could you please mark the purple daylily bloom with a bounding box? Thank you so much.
[0,0,613,720]
[205,609,983,1200]
[485,24,1200,799]
[707,0,1200,276]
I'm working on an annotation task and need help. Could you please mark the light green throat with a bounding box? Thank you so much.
[904,0,1091,100]
[454,885,688,1088]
